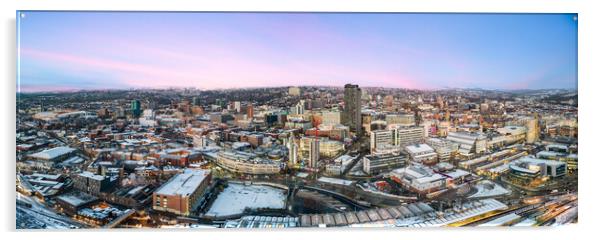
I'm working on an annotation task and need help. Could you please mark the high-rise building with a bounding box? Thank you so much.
[309,138,320,168]
[131,100,142,118]
[234,101,242,113]
[247,104,254,119]
[192,97,201,106]
[343,84,362,134]
[287,135,298,166]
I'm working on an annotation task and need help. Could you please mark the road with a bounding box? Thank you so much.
[16,192,84,229]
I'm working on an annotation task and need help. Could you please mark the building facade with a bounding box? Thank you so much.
[343,84,362,134]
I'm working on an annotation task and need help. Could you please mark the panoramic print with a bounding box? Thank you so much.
[16,12,578,229]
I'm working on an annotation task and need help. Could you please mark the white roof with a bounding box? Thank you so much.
[78,171,106,181]
[56,192,97,207]
[155,169,211,196]
[317,177,354,186]
[444,169,471,179]
[516,156,566,167]
[414,174,446,184]
[334,154,354,163]
[405,144,434,154]
[29,146,76,160]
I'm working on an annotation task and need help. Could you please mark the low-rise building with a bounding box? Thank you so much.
[216,151,281,174]
[405,144,437,165]
[426,138,457,162]
[73,171,117,195]
[153,169,212,216]
[390,165,446,194]
[362,153,407,175]
[446,131,487,159]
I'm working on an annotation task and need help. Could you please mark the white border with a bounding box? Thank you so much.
[2,1,601,240]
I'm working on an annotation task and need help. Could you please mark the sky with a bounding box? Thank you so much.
[17,12,578,92]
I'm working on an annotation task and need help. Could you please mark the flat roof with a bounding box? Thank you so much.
[444,169,471,179]
[78,171,106,181]
[56,192,97,207]
[29,146,76,160]
[405,144,435,154]
[317,177,354,186]
[155,169,211,196]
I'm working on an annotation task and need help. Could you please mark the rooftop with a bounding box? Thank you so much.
[56,191,98,207]
[155,169,211,196]
[78,171,106,181]
[405,144,435,154]
[317,177,354,186]
[28,146,76,160]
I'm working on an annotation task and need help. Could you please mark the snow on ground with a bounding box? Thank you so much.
[513,218,537,227]
[206,183,286,217]
[17,206,74,229]
[468,180,510,199]
[16,192,82,229]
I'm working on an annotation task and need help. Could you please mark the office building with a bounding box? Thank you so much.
[426,138,457,162]
[506,157,567,188]
[321,111,341,125]
[405,144,438,165]
[370,129,395,154]
[247,104,254,119]
[385,113,415,126]
[309,138,320,168]
[287,135,299,166]
[131,100,142,118]
[496,126,527,144]
[192,97,201,106]
[446,131,487,158]
[343,84,362,134]
[73,171,117,195]
[234,101,242,113]
[390,165,446,194]
[511,116,540,144]
[216,151,281,175]
[362,153,408,175]
[290,100,306,115]
[392,126,425,147]
[153,169,212,216]
[300,137,344,158]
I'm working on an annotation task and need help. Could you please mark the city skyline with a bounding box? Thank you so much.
[17,12,577,93]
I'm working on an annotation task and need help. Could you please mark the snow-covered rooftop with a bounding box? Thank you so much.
[56,192,97,207]
[78,171,106,181]
[206,183,285,217]
[405,144,435,154]
[28,146,76,160]
[318,177,354,186]
[155,169,211,196]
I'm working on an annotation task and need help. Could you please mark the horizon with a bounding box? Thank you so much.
[17,12,578,93]
[16,84,578,95]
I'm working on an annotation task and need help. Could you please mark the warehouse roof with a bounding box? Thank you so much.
[155,169,211,196]
[28,146,76,160]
